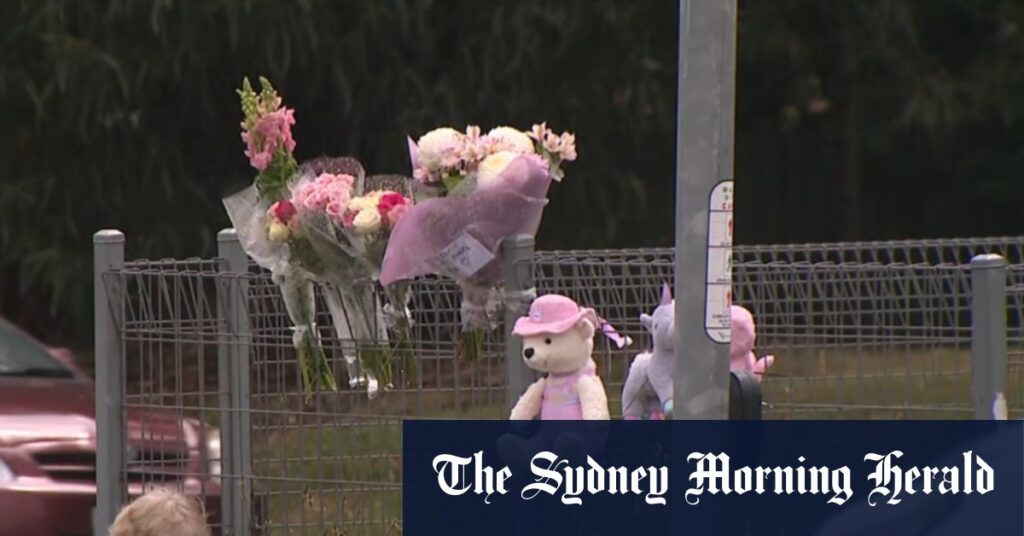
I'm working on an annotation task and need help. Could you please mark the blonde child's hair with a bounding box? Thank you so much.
[109,488,211,536]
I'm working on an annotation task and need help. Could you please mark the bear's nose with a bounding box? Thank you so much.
[523,347,535,359]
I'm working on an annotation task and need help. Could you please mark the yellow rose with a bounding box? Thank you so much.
[268,221,291,242]
[476,150,520,190]
[352,208,382,234]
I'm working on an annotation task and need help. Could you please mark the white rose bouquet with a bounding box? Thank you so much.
[381,123,576,361]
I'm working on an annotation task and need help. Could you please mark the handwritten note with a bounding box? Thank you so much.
[434,232,496,279]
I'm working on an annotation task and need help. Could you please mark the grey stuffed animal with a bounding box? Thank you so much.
[621,283,674,419]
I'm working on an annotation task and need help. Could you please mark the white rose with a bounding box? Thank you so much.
[476,151,522,190]
[347,193,378,213]
[347,197,369,212]
[352,208,382,234]
[416,127,463,168]
[486,126,534,154]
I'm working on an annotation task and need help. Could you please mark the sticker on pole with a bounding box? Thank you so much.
[434,231,496,279]
[705,180,733,343]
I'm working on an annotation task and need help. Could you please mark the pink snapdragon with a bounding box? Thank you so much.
[242,107,297,171]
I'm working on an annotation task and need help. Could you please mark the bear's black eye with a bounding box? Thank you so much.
[544,338,552,345]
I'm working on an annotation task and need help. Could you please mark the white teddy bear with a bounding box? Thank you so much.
[509,294,628,420]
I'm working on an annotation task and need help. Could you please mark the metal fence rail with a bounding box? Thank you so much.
[93,231,1022,535]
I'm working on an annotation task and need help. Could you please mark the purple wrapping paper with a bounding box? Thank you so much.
[379,155,552,287]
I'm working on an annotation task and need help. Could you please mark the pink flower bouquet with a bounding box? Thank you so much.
[224,78,417,399]
[380,124,576,360]
[223,77,336,399]
[285,159,416,393]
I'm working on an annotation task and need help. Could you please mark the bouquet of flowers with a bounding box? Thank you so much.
[224,77,416,399]
[222,77,337,398]
[286,160,416,393]
[380,124,576,360]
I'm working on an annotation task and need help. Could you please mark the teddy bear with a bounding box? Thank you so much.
[730,304,774,381]
[621,283,675,420]
[499,294,628,471]
[509,294,627,420]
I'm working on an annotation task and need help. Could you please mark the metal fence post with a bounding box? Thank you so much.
[673,0,737,419]
[503,234,536,413]
[970,254,1008,420]
[94,229,125,535]
[218,228,253,536]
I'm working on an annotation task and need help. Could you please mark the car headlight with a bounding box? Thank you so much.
[0,457,14,485]
[207,434,221,478]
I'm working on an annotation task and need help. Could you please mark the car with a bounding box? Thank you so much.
[0,317,222,536]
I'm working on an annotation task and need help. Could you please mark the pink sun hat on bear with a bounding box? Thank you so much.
[513,294,632,348]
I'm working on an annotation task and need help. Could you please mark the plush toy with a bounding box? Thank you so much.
[509,294,629,420]
[621,283,675,420]
[730,305,774,381]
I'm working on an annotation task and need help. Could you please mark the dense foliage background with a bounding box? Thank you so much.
[2,0,1023,346]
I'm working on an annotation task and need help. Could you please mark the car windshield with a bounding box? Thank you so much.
[0,320,73,378]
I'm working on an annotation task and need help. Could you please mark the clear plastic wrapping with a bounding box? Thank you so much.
[223,186,336,398]
[289,158,417,395]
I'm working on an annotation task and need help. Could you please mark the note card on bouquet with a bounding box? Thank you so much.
[434,231,496,279]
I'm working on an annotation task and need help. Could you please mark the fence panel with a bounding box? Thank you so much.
[244,272,505,534]
[109,257,230,533]
[96,234,1022,534]
[1005,265,1024,416]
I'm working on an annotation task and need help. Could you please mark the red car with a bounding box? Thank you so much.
[0,318,222,536]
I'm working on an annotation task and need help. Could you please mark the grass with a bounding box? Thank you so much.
[249,394,506,535]
[125,340,1022,534]
[242,344,1024,534]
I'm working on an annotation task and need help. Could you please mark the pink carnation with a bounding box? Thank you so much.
[242,107,296,171]
[385,202,409,227]
[377,192,407,212]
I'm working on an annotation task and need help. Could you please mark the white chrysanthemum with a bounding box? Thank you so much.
[416,127,463,168]
[352,208,382,234]
[486,126,534,154]
[476,151,521,190]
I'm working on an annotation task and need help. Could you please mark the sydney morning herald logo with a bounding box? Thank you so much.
[431,449,995,507]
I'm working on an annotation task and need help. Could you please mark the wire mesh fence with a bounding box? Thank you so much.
[95,234,1023,535]
[1006,265,1024,415]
